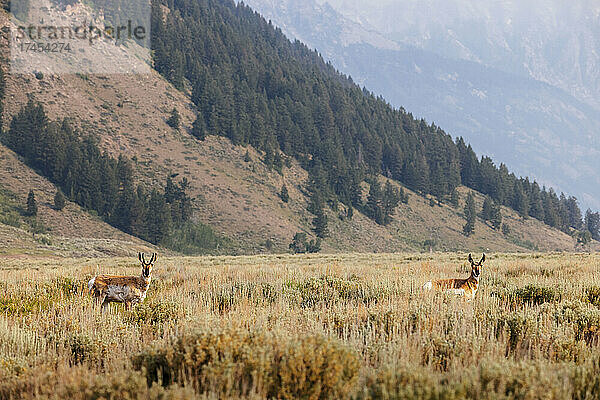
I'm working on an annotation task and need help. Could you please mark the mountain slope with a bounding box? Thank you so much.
[0,3,593,254]
[244,0,600,211]
[323,0,600,110]
[0,144,153,256]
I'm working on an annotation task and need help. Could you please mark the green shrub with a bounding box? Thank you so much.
[584,286,600,308]
[284,275,381,309]
[496,313,535,354]
[494,284,558,307]
[132,329,360,399]
[124,300,179,326]
[357,365,464,400]
[0,365,195,400]
[67,333,107,366]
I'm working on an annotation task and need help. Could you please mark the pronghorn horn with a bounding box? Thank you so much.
[149,253,156,264]
[141,253,147,265]
[480,254,486,263]
[138,252,142,263]
[468,253,473,264]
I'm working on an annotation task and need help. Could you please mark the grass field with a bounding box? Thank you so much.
[2,252,600,399]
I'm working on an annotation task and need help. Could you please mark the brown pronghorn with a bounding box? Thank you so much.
[422,253,485,300]
[88,252,156,311]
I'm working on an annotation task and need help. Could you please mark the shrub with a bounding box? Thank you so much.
[357,365,463,400]
[67,333,107,366]
[585,286,600,308]
[493,284,558,307]
[496,313,536,355]
[166,108,181,130]
[284,275,381,309]
[0,364,195,400]
[124,300,179,326]
[132,329,360,399]
[514,285,558,305]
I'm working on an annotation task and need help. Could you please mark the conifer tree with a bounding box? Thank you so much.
[586,210,600,241]
[463,192,476,236]
[365,180,384,225]
[279,184,289,203]
[480,196,494,221]
[491,204,502,230]
[54,190,66,211]
[312,207,328,238]
[166,108,181,130]
[26,190,37,217]
[191,114,206,140]
[450,187,459,208]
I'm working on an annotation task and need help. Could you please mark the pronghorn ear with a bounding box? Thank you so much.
[150,253,157,264]
[480,254,486,264]
[468,253,473,264]
[138,252,142,263]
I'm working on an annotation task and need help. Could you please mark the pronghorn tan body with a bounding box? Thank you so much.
[422,254,485,301]
[88,253,156,310]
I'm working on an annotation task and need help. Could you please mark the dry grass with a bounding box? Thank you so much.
[1,252,600,399]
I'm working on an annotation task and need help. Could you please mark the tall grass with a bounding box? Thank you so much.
[0,252,599,399]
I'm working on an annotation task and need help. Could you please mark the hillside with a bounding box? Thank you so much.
[0,67,588,254]
[244,0,600,211]
[0,144,154,256]
[0,3,595,254]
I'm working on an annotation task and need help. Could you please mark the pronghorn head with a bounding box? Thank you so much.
[468,253,485,279]
[139,252,157,279]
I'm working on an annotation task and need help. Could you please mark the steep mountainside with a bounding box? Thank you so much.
[0,4,594,254]
[244,0,600,211]
[324,0,600,110]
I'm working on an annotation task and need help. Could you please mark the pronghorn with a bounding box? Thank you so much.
[422,253,485,301]
[88,252,156,311]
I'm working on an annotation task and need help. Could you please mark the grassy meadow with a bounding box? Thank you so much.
[1,252,600,399]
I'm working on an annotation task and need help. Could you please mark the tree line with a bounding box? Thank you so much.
[150,0,596,236]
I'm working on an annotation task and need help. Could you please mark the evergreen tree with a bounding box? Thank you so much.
[577,230,592,248]
[463,192,476,236]
[382,181,400,225]
[512,181,529,218]
[586,210,600,241]
[54,190,66,211]
[480,196,494,221]
[26,190,37,216]
[312,207,328,238]
[399,187,409,204]
[279,184,289,203]
[191,114,206,140]
[565,196,583,230]
[166,107,181,130]
[365,180,384,225]
[449,187,459,208]
[289,232,308,254]
[491,203,502,230]
[146,189,171,244]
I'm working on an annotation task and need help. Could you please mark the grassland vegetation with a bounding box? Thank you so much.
[1,253,600,399]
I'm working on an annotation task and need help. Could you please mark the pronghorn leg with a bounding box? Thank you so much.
[101,297,110,313]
